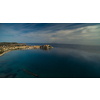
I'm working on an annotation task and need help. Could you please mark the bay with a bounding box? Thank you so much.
[0,43,100,78]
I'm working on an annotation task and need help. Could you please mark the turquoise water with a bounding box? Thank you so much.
[0,43,100,78]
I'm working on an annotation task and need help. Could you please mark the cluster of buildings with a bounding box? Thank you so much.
[0,43,53,56]
[0,45,41,54]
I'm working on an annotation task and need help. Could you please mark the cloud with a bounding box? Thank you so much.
[0,23,100,45]
[48,25,100,44]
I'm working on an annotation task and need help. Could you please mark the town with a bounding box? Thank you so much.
[0,42,53,56]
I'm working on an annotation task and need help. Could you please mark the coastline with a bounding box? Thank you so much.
[0,50,14,57]
[0,47,38,57]
[0,44,53,57]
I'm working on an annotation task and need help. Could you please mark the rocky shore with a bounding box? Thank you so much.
[0,42,53,56]
[40,44,53,50]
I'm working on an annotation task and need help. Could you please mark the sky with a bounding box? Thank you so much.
[0,23,100,45]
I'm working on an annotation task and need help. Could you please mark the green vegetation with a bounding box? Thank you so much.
[0,48,4,54]
[0,51,4,54]
[0,42,26,46]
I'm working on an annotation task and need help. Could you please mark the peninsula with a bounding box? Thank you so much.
[0,42,53,56]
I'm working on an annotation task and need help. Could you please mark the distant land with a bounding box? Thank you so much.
[0,42,53,56]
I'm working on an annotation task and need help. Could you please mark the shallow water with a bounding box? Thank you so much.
[0,43,100,78]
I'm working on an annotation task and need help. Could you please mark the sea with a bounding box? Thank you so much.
[0,43,100,78]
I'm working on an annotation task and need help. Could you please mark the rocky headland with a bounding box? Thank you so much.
[40,44,53,50]
[0,42,53,56]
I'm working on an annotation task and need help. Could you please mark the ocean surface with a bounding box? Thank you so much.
[0,43,100,78]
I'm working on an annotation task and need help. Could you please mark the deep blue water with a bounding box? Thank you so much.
[0,43,100,78]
